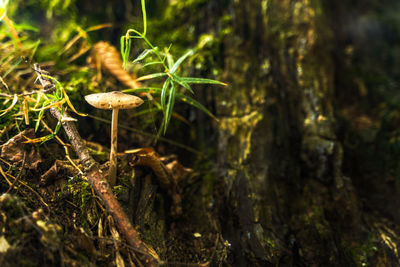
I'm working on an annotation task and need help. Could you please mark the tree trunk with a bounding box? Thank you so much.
[186,0,400,266]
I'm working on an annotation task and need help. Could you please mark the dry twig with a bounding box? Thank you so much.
[34,64,160,266]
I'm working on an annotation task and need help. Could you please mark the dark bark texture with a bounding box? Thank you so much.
[180,0,400,266]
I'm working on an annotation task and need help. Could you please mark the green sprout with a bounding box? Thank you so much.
[120,0,227,136]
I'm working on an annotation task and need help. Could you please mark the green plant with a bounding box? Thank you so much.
[0,0,88,144]
[120,0,226,136]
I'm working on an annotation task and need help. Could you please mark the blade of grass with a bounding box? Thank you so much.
[164,82,176,134]
[133,48,153,63]
[176,93,218,121]
[122,87,218,121]
[124,37,132,68]
[23,99,29,125]
[13,23,39,32]
[35,108,45,132]
[136,72,167,82]
[62,88,87,116]
[0,94,18,116]
[161,78,171,110]
[161,44,173,64]
[171,74,194,94]
[179,77,227,86]
[30,99,66,112]
[3,58,22,78]
[143,61,164,67]
[134,107,161,117]
[122,87,162,94]
[170,50,193,74]
[166,52,174,69]
[28,40,41,61]
[120,36,126,65]
[59,34,82,55]
[121,36,133,69]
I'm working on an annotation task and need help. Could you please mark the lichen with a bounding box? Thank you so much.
[219,111,263,166]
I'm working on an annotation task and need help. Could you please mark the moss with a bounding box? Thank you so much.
[220,111,263,166]
[65,177,100,226]
[345,235,378,267]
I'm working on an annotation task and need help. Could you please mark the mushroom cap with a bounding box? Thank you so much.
[85,91,143,110]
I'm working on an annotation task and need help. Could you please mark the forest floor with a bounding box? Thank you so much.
[0,124,224,266]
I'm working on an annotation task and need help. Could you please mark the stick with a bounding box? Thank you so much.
[34,65,159,266]
[5,151,26,194]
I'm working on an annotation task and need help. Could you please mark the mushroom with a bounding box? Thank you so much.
[85,91,143,186]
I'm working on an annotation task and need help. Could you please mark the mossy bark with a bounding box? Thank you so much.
[181,0,400,266]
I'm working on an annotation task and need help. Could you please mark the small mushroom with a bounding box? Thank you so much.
[85,91,143,186]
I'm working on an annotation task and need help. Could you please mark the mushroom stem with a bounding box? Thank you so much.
[109,108,119,186]
[84,91,144,186]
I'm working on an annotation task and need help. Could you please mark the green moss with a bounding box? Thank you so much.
[220,111,264,166]
[346,235,378,267]
[65,177,99,226]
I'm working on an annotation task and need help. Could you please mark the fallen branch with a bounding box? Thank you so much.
[34,65,160,266]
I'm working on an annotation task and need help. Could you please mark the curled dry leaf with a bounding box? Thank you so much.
[0,129,42,170]
[88,41,141,90]
[127,147,194,217]
[127,147,194,186]
[127,147,172,187]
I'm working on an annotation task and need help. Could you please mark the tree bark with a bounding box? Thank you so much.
[196,0,400,265]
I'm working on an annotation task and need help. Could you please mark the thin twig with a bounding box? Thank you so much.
[6,151,26,194]
[0,88,55,99]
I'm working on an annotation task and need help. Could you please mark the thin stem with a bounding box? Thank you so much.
[141,0,147,36]
[142,36,168,71]
[125,30,169,71]
[109,108,119,186]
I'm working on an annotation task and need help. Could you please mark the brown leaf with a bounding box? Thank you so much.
[128,147,172,187]
[0,129,42,170]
